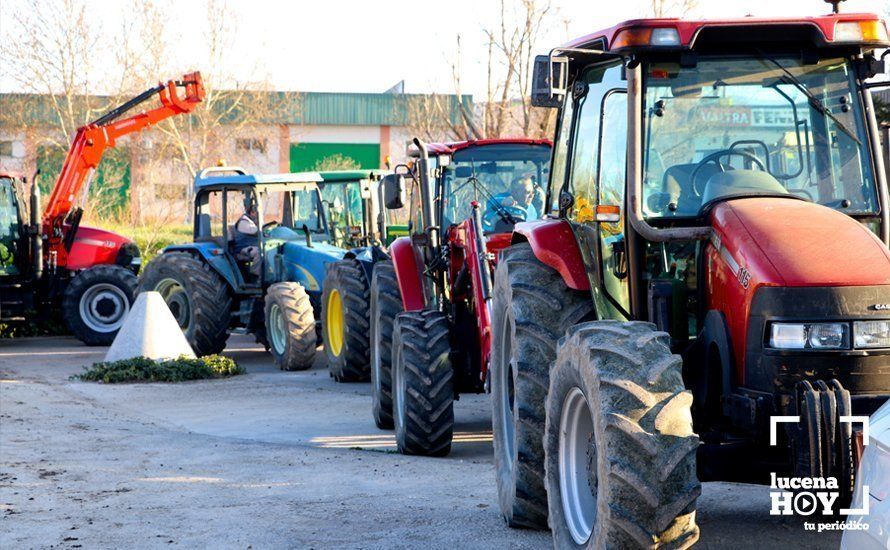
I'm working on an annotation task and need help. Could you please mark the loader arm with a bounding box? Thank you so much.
[42,72,205,249]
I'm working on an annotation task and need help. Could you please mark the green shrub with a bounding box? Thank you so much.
[74,355,244,383]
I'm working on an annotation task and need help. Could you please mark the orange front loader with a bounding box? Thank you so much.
[0,72,204,345]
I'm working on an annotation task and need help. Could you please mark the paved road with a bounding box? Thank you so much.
[0,336,838,549]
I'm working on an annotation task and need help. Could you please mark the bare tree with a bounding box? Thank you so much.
[406,0,557,142]
[647,0,698,18]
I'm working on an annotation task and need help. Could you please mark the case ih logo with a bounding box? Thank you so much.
[769,416,869,519]
[872,304,890,311]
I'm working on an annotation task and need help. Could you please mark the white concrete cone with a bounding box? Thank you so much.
[104,291,196,362]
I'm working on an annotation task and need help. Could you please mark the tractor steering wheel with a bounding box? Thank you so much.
[262,220,279,236]
[690,149,767,197]
[482,203,527,232]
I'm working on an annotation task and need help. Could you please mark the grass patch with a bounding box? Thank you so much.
[96,222,192,264]
[74,355,244,383]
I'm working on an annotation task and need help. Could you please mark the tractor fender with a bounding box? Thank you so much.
[699,310,734,412]
[274,241,344,292]
[163,243,240,291]
[344,245,390,285]
[510,219,590,291]
[389,237,426,311]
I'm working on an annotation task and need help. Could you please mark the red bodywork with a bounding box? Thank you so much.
[43,72,204,270]
[389,236,426,312]
[512,219,590,291]
[563,13,889,51]
[705,198,890,384]
[65,225,134,271]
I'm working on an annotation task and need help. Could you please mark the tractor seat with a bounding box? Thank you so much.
[662,163,723,216]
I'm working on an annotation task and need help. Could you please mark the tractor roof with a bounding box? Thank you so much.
[194,168,324,190]
[412,138,552,157]
[193,168,389,190]
[562,12,889,54]
[316,169,389,182]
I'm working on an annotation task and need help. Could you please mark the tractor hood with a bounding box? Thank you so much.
[66,224,137,271]
[710,198,890,287]
[266,240,345,293]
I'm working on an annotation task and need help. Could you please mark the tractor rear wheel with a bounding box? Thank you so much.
[490,242,593,529]
[392,309,453,456]
[265,282,317,371]
[322,259,370,382]
[138,252,231,356]
[545,321,700,549]
[370,260,401,429]
[63,264,137,346]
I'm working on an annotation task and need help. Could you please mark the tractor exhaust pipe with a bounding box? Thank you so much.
[29,178,43,280]
[413,137,439,251]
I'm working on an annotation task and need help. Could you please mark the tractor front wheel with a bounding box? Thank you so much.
[490,243,593,529]
[63,264,137,346]
[137,252,231,356]
[265,282,317,371]
[369,260,402,429]
[321,259,370,382]
[545,321,700,549]
[392,309,453,456]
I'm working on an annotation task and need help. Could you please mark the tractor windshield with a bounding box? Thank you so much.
[642,55,878,218]
[440,143,551,232]
[0,178,21,276]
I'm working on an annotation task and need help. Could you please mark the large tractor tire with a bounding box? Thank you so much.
[265,282,317,371]
[138,252,231,356]
[321,259,370,382]
[392,309,453,456]
[63,264,137,346]
[544,321,701,549]
[490,242,593,529]
[369,260,402,429]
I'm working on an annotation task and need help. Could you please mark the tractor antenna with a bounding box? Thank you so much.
[824,0,845,14]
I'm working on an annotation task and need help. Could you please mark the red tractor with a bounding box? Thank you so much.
[0,73,204,344]
[369,138,551,455]
[488,12,890,547]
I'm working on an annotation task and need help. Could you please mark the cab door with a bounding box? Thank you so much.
[560,60,630,320]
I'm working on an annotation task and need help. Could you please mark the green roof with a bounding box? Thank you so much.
[317,169,388,182]
[0,90,473,128]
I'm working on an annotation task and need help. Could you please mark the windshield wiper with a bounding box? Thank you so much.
[465,176,519,226]
[761,54,861,145]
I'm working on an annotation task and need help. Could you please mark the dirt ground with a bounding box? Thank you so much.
[0,335,839,549]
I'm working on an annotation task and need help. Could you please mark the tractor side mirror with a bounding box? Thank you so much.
[531,54,568,108]
[382,173,406,210]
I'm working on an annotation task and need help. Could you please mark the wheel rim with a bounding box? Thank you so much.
[371,298,382,394]
[78,283,129,333]
[393,336,406,430]
[326,289,345,357]
[496,311,516,469]
[268,303,287,355]
[155,277,191,331]
[559,387,597,545]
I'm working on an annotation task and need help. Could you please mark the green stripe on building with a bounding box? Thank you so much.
[290,143,381,171]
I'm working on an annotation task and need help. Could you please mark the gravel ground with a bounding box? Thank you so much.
[0,335,839,549]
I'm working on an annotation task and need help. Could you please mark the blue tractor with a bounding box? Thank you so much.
[138,167,387,370]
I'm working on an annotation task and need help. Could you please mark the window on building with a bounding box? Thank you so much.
[0,141,13,157]
[236,138,267,154]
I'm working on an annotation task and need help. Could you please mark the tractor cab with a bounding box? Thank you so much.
[0,173,26,279]
[316,170,390,249]
[482,12,890,546]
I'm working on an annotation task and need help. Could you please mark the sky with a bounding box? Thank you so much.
[1,0,887,96]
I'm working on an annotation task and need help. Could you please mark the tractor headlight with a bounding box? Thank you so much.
[853,320,890,349]
[769,322,849,350]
